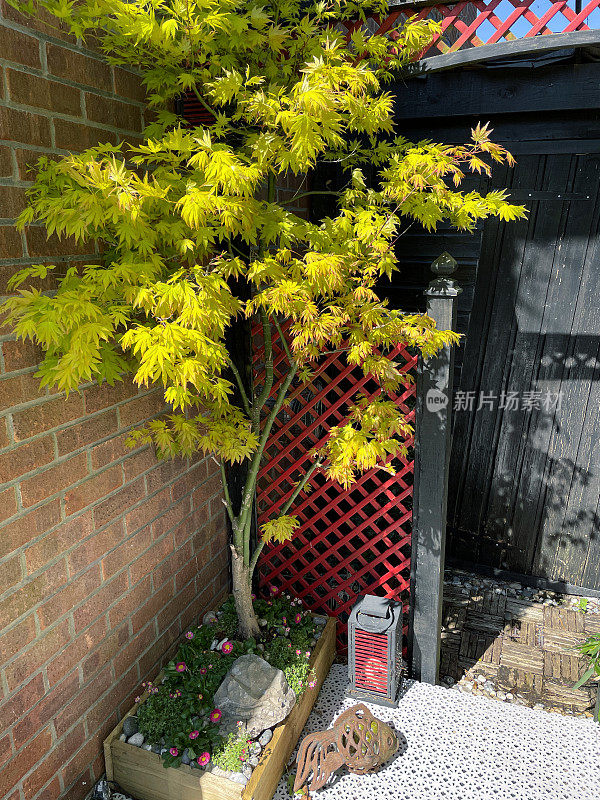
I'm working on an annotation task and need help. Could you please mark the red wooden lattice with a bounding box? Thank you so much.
[253,323,416,650]
[341,0,600,55]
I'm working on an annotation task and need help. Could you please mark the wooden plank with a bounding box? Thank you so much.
[411,276,461,684]
[543,628,585,653]
[530,154,600,585]
[392,63,600,120]
[112,740,242,800]
[483,154,575,574]
[584,615,600,634]
[504,599,543,623]
[464,611,504,634]
[411,31,600,76]
[500,642,544,674]
[104,617,336,800]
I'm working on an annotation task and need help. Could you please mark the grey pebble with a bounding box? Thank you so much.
[259,729,273,746]
[127,733,145,747]
[122,717,139,737]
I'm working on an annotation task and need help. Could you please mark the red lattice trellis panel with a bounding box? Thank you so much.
[341,0,600,56]
[253,322,416,650]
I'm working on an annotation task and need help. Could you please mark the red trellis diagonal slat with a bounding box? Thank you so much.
[335,0,600,60]
[253,321,416,650]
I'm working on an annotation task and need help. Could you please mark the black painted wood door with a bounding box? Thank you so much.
[448,150,600,590]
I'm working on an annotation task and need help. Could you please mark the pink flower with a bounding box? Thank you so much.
[221,641,233,655]
[185,631,194,640]
[175,662,186,672]
[189,730,199,740]
[282,617,287,625]
[170,748,179,757]
[269,584,278,596]
[294,613,302,624]
[305,651,311,658]
[134,696,141,703]
[308,680,316,689]
[197,752,210,766]
[209,709,222,723]
[296,649,301,656]
[287,643,292,648]
[208,664,213,669]
[200,667,207,675]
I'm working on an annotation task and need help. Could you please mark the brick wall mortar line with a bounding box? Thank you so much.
[0,457,212,574]
[2,60,140,104]
[0,97,144,137]
[0,383,161,435]
[0,496,219,658]
[0,17,141,76]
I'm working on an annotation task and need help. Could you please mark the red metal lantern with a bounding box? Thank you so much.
[348,595,403,707]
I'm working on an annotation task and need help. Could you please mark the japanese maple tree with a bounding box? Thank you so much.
[2,0,525,636]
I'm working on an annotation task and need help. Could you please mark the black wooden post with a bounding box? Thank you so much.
[410,253,461,684]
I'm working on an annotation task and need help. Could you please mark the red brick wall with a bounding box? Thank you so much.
[0,6,230,800]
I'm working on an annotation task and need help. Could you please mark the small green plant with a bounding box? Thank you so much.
[212,725,253,772]
[574,634,600,689]
[578,597,589,613]
[265,635,316,696]
[138,689,190,744]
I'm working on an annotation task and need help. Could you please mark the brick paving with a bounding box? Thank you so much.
[441,572,599,715]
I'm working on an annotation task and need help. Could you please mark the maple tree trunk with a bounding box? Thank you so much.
[231,546,261,639]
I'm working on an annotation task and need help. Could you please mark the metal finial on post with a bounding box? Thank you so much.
[410,255,461,685]
[431,251,458,277]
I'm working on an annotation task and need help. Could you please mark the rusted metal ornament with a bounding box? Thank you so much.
[294,703,399,794]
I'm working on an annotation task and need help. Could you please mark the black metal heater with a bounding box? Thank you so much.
[347,594,403,707]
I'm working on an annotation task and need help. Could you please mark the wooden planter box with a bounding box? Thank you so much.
[104,616,336,800]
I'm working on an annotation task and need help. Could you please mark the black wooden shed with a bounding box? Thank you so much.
[382,10,600,594]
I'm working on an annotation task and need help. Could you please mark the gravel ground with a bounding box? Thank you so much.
[274,663,600,800]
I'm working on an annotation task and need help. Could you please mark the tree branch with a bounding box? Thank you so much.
[251,306,274,433]
[191,85,219,121]
[248,457,323,578]
[237,358,299,561]
[279,190,340,205]
[228,359,251,415]
[218,458,236,529]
